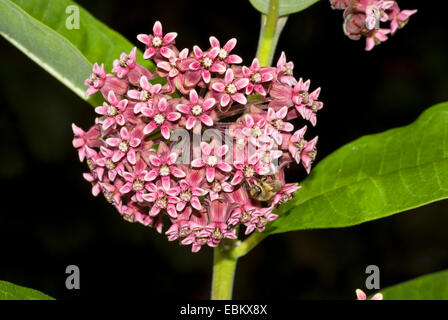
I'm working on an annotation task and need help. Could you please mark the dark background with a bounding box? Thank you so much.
[0,0,447,300]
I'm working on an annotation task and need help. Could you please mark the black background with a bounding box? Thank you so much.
[0,0,447,300]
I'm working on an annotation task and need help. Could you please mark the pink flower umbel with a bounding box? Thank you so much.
[356,289,383,300]
[74,21,324,252]
[333,0,417,51]
[176,89,216,130]
[137,21,177,59]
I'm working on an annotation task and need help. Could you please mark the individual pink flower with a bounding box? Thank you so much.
[231,152,270,185]
[72,123,101,162]
[157,48,189,78]
[226,186,261,231]
[176,166,207,211]
[176,89,216,130]
[85,148,105,182]
[329,0,351,10]
[300,136,318,174]
[272,183,301,206]
[356,289,383,300]
[142,181,180,218]
[127,76,162,114]
[265,107,295,145]
[188,45,226,84]
[100,180,123,206]
[141,97,181,139]
[288,125,308,162]
[246,207,278,234]
[145,142,186,189]
[243,58,275,96]
[276,52,296,86]
[388,4,418,35]
[211,68,249,108]
[105,126,142,165]
[119,159,150,202]
[270,78,322,125]
[191,142,232,183]
[180,209,215,252]
[206,200,237,247]
[209,36,242,64]
[258,141,283,175]
[205,171,234,201]
[365,28,391,51]
[95,91,129,130]
[241,113,268,147]
[84,63,106,97]
[112,47,137,78]
[165,207,194,241]
[83,172,102,196]
[137,21,177,59]
[99,146,124,181]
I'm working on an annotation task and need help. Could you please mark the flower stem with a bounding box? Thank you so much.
[211,232,269,299]
[211,245,238,300]
[230,232,268,259]
[255,0,288,66]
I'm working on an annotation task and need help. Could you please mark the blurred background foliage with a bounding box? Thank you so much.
[0,0,447,299]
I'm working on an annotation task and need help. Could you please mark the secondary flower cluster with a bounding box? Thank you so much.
[73,21,323,252]
[330,0,417,50]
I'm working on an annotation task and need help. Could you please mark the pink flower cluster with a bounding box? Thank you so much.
[330,0,417,50]
[73,21,323,252]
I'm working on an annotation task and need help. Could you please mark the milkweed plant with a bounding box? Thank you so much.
[3,0,448,300]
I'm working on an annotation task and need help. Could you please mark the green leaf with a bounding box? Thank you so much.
[249,0,320,16]
[380,270,448,300]
[0,0,153,106]
[268,102,448,234]
[0,280,54,300]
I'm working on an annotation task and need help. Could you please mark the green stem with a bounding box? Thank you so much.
[230,232,268,259]
[255,0,288,66]
[211,245,238,300]
[210,232,269,299]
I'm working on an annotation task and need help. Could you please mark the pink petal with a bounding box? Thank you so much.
[186,116,197,130]
[227,54,242,64]
[201,69,211,83]
[205,167,215,183]
[143,121,158,135]
[199,114,213,126]
[212,82,225,92]
[160,123,170,139]
[202,98,216,111]
[232,93,246,105]
[176,103,191,114]
[163,32,177,44]
[153,21,163,37]
[170,166,186,178]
